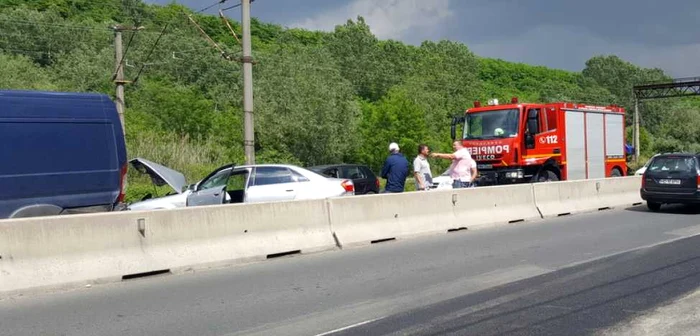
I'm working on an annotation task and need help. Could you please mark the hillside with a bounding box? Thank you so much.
[0,0,698,200]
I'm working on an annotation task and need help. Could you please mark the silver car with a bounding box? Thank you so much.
[127,158,355,211]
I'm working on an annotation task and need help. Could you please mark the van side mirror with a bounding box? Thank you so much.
[450,115,465,140]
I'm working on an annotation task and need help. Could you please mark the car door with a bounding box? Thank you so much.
[342,165,368,194]
[186,165,232,207]
[245,166,299,203]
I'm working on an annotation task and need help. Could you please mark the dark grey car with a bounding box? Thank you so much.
[308,164,380,195]
[640,153,700,211]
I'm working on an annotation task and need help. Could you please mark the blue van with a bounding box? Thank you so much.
[0,90,127,219]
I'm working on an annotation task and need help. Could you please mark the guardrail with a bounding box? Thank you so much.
[0,176,643,295]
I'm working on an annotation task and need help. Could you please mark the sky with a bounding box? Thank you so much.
[145,0,700,77]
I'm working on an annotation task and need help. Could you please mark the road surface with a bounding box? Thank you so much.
[1,204,699,336]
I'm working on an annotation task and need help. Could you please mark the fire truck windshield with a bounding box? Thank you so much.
[463,108,520,140]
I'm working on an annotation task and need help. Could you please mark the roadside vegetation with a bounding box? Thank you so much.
[0,0,697,201]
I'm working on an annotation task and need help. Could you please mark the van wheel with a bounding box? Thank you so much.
[536,169,559,183]
[611,168,622,177]
[647,202,661,212]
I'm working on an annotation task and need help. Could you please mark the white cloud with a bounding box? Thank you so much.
[290,0,453,40]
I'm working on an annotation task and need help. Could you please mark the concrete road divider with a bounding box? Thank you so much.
[0,199,336,294]
[327,184,541,248]
[533,176,643,218]
[1,177,645,295]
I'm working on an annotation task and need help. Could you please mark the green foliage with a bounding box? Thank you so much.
[0,53,56,90]
[1,0,698,193]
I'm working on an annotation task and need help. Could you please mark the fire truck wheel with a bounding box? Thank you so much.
[611,168,622,177]
[536,169,559,182]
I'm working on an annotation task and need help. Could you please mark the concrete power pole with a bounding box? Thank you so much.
[241,0,256,165]
[113,28,126,132]
[634,98,640,162]
[111,25,142,138]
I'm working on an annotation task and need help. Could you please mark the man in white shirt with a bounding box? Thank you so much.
[413,144,433,191]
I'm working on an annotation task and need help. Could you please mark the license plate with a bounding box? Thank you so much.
[659,179,681,185]
[477,164,492,169]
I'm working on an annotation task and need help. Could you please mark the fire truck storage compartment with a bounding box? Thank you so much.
[586,113,605,179]
[564,109,624,180]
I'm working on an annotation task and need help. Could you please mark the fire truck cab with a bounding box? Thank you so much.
[450,98,628,186]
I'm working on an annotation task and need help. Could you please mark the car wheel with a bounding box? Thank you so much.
[647,202,661,212]
[536,170,559,183]
[611,168,622,177]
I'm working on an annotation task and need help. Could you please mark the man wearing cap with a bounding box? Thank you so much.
[380,142,410,193]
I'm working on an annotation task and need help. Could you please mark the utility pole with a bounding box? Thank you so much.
[111,25,143,138]
[634,98,640,162]
[241,0,256,164]
[113,28,126,132]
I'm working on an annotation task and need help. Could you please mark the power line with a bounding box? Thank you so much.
[133,24,169,84]
[195,0,229,14]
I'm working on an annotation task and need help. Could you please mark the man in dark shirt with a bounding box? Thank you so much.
[380,142,410,193]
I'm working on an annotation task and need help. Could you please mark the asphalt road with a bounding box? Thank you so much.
[1,204,699,336]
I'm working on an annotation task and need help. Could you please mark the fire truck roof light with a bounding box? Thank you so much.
[511,97,518,104]
[488,98,499,106]
[473,101,481,107]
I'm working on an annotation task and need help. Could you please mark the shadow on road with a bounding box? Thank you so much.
[625,203,700,215]
[337,235,700,336]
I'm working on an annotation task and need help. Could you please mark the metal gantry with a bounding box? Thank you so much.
[633,77,700,100]
[631,76,700,160]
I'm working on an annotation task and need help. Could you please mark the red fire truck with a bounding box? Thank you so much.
[449,97,628,186]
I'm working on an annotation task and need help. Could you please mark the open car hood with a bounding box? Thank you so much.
[129,158,188,194]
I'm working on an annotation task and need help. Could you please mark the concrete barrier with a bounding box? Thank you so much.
[1,177,645,295]
[533,176,643,218]
[0,199,335,294]
[327,184,541,248]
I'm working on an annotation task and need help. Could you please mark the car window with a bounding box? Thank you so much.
[290,169,310,182]
[199,168,230,190]
[360,166,375,179]
[343,166,366,179]
[252,167,294,186]
[648,157,697,173]
[320,168,339,178]
[227,169,249,191]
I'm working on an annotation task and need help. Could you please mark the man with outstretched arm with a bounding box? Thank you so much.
[431,140,478,188]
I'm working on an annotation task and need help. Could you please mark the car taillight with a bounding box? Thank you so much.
[341,180,354,193]
[118,163,128,203]
[375,178,380,189]
[641,173,646,189]
[697,175,700,190]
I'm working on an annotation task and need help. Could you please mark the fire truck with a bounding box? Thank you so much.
[449,97,628,186]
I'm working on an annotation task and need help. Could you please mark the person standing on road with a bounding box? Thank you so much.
[380,142,410,193]
[431,140,478,188]
[413,144,433,191]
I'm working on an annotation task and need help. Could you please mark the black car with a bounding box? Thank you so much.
[640,153,700,211]
[308,164,380,195]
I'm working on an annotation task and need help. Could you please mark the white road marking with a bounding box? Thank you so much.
[314,317,385,336]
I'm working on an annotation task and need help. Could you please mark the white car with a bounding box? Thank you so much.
[127,158,355,211]
[635,154,659,175]
[429,170,454,190]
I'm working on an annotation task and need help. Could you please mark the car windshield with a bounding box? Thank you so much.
[647,156,697,173]
[463,108,520,140]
